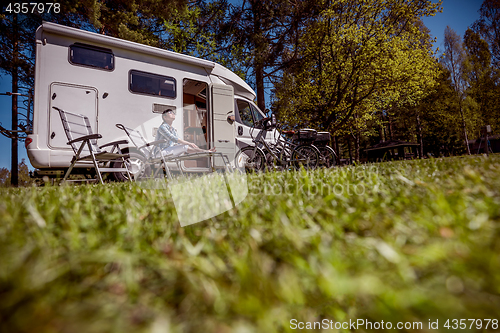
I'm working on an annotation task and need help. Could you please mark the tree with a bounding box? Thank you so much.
[441,26,471,154]
[420,67,469,156]
[220,0,321,111]
[385,65,466,157]
[471,1,500,137]
[473,0,500,69]
[272,0,441,160]
[463,28,500,136]
[161,0,246,77]
[57,0,188,45]
[1,11,50,186]
[0,159,33,187]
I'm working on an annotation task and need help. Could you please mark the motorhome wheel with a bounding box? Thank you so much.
[112,151,150,181]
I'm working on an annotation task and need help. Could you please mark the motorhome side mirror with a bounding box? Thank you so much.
[227,114,235,125]
[271,113,277,127]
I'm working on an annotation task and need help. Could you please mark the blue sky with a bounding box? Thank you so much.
[422,0,484,51]
[0,0,486,171]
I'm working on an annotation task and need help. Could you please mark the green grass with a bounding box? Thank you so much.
[1,155,499,332]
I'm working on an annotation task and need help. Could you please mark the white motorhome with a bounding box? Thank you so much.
[27,22,270,179]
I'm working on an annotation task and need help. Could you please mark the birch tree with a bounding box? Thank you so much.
[442,26,471,154]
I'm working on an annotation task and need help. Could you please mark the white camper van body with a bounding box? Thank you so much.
[27,22,269,175]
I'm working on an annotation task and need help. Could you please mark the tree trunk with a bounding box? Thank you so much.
[255,63,266,112]
[333,135,340,165]
[459,100,471,155]
[354,132,360,162]
[379,124,384,142]
[251,0,266,113]
[347,136,353,164]
[416,111,424,158]
[353,112,360,162]
[387,113,394,140]
[11,14,19,187]
[382,115,387,142]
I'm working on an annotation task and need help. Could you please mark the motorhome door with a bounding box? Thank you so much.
[211,84,235,167]
[49,83,98,149]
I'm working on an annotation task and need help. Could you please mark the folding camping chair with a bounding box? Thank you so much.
[161,151,233,180]
[53,107,132,184]
[115,123,169,179]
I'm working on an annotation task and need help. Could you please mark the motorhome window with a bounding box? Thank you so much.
[130,71,176,98]
[236,100,254,127]
[69,44,114,70]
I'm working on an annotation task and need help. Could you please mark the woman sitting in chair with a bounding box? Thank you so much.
[156,109,215,157]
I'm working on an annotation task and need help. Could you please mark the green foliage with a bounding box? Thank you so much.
[0,159,34,187]
[439,23,500,152]
[473,0,500,68]
[357,17,500,160]
[60,0,187,46]
[161,0,247,78]
[164,5,210,54]
[272,0,442,134]
[1,156,499,332]
[0,10,47,87]
[463,28,500,136]
[399,66,466,156]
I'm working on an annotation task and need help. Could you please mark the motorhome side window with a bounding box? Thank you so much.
[236,100,254,127]
[129,71,176,98]
[69,43,114,70]
[251,104,265,123]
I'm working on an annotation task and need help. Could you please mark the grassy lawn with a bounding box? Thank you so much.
[1,155,499,332]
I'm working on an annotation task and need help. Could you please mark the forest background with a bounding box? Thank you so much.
[0,0,499,184]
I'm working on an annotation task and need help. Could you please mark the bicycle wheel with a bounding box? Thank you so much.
[291,144,320,169]
[318,145,337,168]
[235,146,266,172]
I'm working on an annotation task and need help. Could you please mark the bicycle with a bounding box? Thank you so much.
[314,132,337,167]
[235,114,320,172]
[280,129,337,168]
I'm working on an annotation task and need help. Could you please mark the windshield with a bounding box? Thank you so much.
[236,99,265,125]
[251,103,265,122]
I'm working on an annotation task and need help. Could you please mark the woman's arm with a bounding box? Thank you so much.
[158,124,201,149]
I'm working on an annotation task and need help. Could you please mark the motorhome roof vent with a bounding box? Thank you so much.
[152,104,176,114]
